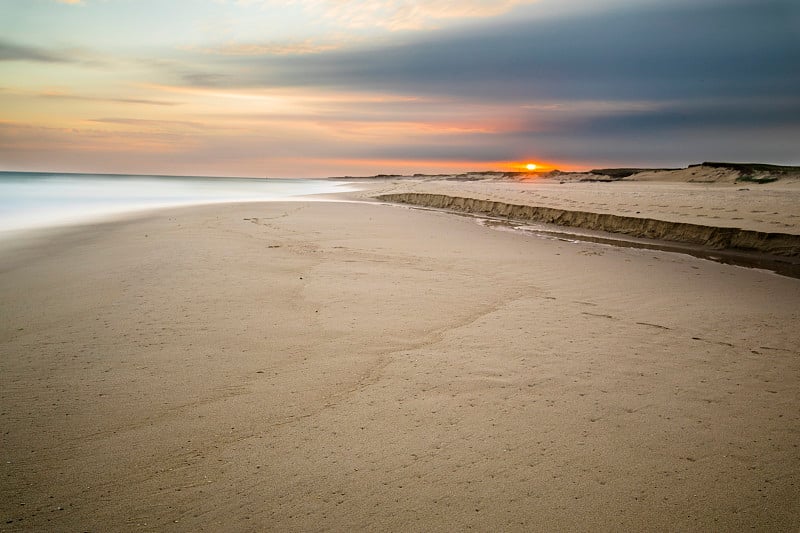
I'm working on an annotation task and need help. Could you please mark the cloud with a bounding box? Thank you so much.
[185,0,798,164]
[186,40,340,57]
[7,0,799,173]
[551,101,800,137]
[38,91,178,107]
[0,39,69,63]
[240,0,799,103]
[244,0,537,31]
[0,38,110,68]
[0,120,193,156]
[55,0,83,4]
[89,118,206,130]
[152,0,798,169]
[358,136,519,162]
[181,72,228,87]
[318,0,536,30]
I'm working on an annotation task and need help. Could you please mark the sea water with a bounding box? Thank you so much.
[0,172,353,233]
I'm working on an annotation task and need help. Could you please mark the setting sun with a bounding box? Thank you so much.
[507,161,556,173]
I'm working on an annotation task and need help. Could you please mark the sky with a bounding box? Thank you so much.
[0,0,798,178]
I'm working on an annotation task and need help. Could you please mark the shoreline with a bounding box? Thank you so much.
[0,172,355,236]
[3,169,800,282]
[4,181,799,280]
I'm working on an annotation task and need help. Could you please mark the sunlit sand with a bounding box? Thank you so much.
[2,170,799,530]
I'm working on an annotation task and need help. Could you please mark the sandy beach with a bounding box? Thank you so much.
[2,178,800,531]
[5,0,798,529]
[354,167,800,236]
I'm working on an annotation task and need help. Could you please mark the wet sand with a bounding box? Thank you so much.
[1,199,799,531]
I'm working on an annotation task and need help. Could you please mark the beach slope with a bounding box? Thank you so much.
[1,201,799,531]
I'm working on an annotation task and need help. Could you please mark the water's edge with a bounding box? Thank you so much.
[0,173,353,233]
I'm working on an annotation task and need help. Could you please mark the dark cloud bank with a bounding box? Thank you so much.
[268,0,799,103]
[7,0,797,166]
[236,0,798,165]
[0,39,69,63]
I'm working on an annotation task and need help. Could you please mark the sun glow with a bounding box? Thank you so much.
[505,161,563,174]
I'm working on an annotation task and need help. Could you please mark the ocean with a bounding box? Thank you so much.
[0,172,353,233]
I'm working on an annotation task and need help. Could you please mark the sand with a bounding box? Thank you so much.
[355,173,800,236]
[1,186,799,531]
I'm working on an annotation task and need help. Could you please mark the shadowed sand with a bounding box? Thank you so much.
[375,192,800,258]
[1,199,799,531]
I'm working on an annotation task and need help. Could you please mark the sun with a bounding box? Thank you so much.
[526,163,537,171]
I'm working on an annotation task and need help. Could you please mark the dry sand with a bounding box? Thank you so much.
[354,173,800,235]
[1,187,799,531]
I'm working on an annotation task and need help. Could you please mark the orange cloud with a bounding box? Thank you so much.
[0,121,197,156]
[185,40,341,56]
[316,157,501,175]
[250,0,537,31]
[38,90,177,107]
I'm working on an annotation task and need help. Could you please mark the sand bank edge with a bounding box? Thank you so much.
[376,192,800,257]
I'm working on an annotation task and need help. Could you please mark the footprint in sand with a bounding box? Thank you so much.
[582,312,616,319]
[636,322,671,330]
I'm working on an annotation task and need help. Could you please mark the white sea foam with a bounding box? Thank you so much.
[0,172,352,233]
